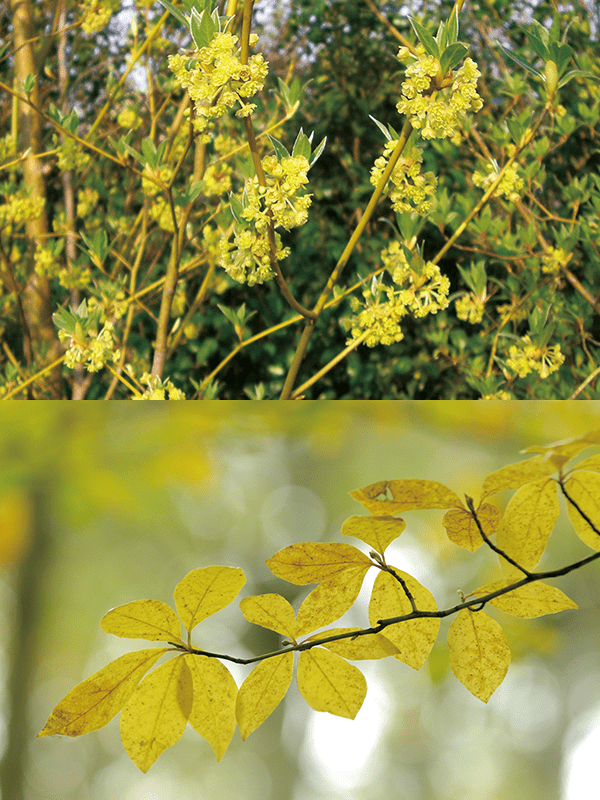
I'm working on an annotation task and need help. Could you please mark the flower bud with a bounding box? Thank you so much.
[544,60,558,101]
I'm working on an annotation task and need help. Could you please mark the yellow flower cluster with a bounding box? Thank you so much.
[370,140,437,214]
[472,162,524,202]
[117,108,143,130]
[245,155,312,231]
[346,241,450,346]
[218,227,287,286]
[396,49,483,140]
[455,292,485,324]
[168,32,268,142]
[56,138,90,173]
[0,193,44,229]
[219,153,312,285]
[77,188,99,218]
[203,161,232,196]
[60,321,121,372]
[505,335,565,379]
[148,196,183,232]
[89,285,128,323]
[0,134,16,165]
[35,243,90,290]
[134,373,186,400]
[81,0,120,34]
[142,165,173,197]
[541,246,567,274]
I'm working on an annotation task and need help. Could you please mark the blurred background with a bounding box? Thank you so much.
[1,402,600,800]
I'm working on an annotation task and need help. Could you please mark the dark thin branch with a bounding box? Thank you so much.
[164,480,600,666]
[384,565,418,613]
[559,477,600,537]
[465,494,532,577]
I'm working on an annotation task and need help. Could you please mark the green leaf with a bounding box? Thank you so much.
[446,6,459,46]
[499,46,543,78]
[370,115,392,141]
[141,137,158,169]
[190,8,219,50]
[554,43,573,74]
[156,0,188,27]
[526,31,550,62]
[266,133,290,161]
[309,136,327,169]
[52,306,77,336]
[408,17,440,59]
[291,129,311,160]
[440,43,468,75]
[228,192,245,223]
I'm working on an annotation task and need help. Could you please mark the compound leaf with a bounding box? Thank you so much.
[481,454,557,498]
[174,566,246,633]
[239,593,297,638]
[448,609,510,702]
[369,570,440,669]
[38,649,167,738]
[297,647,367,719]
[100,600,184,645]
[472,578,578,618]
[350,480,461,516]
[295,565,371,637]
[236,652,293,740]
[442,503,501,552]
[265,542,371,585]
[496,477,559,570]
[341,515,406,554]
[303,627,400,660]
[120,655,192,772]
[564,470,600,551]
[184,654,237,761]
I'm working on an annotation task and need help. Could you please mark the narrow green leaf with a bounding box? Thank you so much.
[500,46,543,78]
[370,115,392,141]
[440,42,468,75]
[446,6,459,45]
[156,0,188,27]
[266,133,290,161]
[309,136,327,169]
[291,129,311,160]
[408,16,440,59]
[526,31,549,62]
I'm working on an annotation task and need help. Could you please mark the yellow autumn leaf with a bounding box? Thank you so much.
[481,454,557,498]
[496,477,559,571]
[523,429,600,464]
[303,627,400,660]
[120,655,192,773]
[349,479,462,516]
[447,609,510,702]
[38,648,167,737]
[341,515,406,554]
[472,578,578,618]
[442,503,501,553]
[174,566,246,633]
[100,600,184,645]
[295,565,371,637]
[571,453,600,473]
[265,542,372,585]
[236,652,294,740]
[368,570,440,669]
[565,470,600,551]
[239,593,297,638]
[297,647,367,719]
[184,654,238,761]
